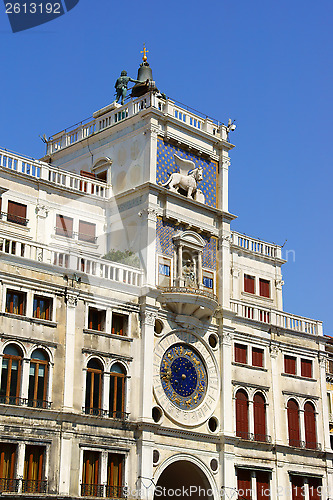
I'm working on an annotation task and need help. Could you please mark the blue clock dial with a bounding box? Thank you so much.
[160,343,207,410]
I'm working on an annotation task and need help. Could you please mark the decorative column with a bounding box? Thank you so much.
[318,352,330,451]
[16,442,25,493]
[138,207,158,288]
[63,292,79,410]
[197,251,203,288]
[20,357,30,400]
[269,343,283,445]
[139,306,157,421]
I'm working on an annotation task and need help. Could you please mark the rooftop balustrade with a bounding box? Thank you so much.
[45,93,227,155]
[231,299,323,336]
[231,231,282,260]
[0,148,110,198]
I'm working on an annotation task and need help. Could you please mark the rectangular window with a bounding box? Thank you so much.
[257,472,270,500]
[252,348,264,368]
[79,220,96,243]
[203,271,214,290]
[237,469,251,500]
[0,443,17,492]
[33,296,52,321]
[88,308,106,332]
[23,446,45,493]
[7,201,27,226]
[158,257,171,287]
[112,313,127,336]
[301,359,312,378]
[328,358,333,374]
[235,344,247,364]
[107,454,124,498]
[259,279,270,298]
[5,290,26,316]
[284,355,297,375]
[291,476,304,500]
[55,214,73,238]
[82,450,101,497]
[244,274,255,294]
[308,478,321,500]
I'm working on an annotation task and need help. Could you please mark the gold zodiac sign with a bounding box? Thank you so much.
[161,368,172,381]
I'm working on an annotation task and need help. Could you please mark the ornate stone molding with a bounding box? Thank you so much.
[138,207,158,222]
[269,343,280,358]
[65,293,79,307]
[35,204,49,218]
[142,310,157,326]
[318,352,327,368]
[275,279,284,290]
[231,267,240,278]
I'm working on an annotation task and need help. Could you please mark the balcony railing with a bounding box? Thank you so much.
[81,484,127,498]
[231,299,323,336]
[236,432,272,443]
[83,407,129,420]
[288,439,321,451]
[22,479,47,493]
[231,231,282,260]
[0,211,29,226]
[159,285,218,302]
[0,395,51,409]
[45,93,224,156]
[0,478,20,492]
[0,235,143,288]
[0,149,110,199]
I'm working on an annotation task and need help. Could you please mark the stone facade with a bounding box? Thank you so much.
[0,87,332,500]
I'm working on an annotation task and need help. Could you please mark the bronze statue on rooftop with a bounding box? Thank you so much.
[114,70,141,105]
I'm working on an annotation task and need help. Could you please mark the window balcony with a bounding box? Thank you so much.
[83,407,129,420]
[0,478,20,493]
[22,479,47,493]
[0,211,28,226]
[0,396,51,409]
[237,432,272,443]
[81,484,127,498]
[158,284,218,326]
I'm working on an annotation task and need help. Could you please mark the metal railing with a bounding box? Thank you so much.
[0,211,29,226]
[83,407,129,420]
[81,484,127,498]
[0,478,20,492]
[0,396,51,408]
[236,432,272,443]
[21,479,47,493]
[231,231,282,259]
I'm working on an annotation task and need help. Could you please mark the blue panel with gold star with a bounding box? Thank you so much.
[156,138,218,208]
[160,343,207,410]
[156,218,217,270]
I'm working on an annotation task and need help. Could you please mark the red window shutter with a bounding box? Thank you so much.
[236,390,249,439]
[304,402,316,449]
[308,477,321,500]
[237,469,252,500]
[235,344,247,364]
[291,476,304,500]
[287,400,300,447]
[284,356,296,375]
[254,393,266,441]
[252,348,263,367]
[301,359,312,378]
[80,170,96,179]
[259,279,270,297]
[244,275,255,294]
[56,215,73,237]
[257,472,270,500]
[79,221,96,243]
[7,200,27,224]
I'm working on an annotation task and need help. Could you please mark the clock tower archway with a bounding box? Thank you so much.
[154,459,214,500]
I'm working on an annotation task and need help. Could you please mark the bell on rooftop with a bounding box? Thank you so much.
[131,45,158,98]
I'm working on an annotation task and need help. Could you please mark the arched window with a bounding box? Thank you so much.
[109,363,126,419]
[85,359,103,416]
[287,399,300,447]
[254,392,266,442]
[0,345,23,405]
[235,389,249,439]
[28,349,49,408]
[304,402,317,449]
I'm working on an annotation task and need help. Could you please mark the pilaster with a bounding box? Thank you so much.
[63,291,79,410]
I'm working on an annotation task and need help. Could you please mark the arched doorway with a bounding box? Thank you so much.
[154,460,214,500]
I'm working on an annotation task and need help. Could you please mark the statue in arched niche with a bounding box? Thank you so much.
[182,258,196,287]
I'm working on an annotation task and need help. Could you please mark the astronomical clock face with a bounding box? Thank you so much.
[153,331,219,427]
[160,343,207,410]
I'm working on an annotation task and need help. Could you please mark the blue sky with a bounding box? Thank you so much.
[1,0,332,333]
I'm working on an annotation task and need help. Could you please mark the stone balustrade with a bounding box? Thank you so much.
[0,148,110,198]
[231,231,282,259]
[230,299,323,335]
[45,93,227,155]
[0,234,142,288]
